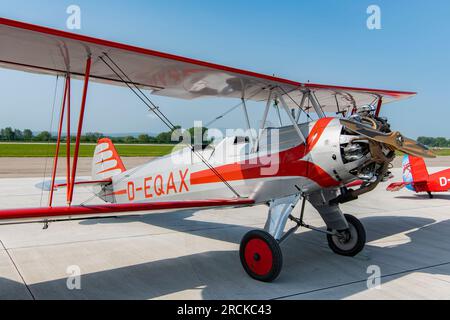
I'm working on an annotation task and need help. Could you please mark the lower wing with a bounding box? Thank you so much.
[0,199,255,225]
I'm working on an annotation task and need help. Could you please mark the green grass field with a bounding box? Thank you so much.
[1,143,449,158]
[0,143,175,157]
[396,149,450,157]
[431,149,450,156]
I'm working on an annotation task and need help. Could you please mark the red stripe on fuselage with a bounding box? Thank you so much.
[304,117,334,154]
[190,118,339,188]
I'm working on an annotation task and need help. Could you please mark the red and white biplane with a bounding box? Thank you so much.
[0,18,435,282]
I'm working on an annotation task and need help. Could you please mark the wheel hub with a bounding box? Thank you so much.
[244,238,273,276]
[336,229,351,244]
[332,224,358,251]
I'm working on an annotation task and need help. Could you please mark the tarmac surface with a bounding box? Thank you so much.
[0,157,449,300]
[0,157,151,178]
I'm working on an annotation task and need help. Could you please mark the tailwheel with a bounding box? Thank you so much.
[239,230,282,282]
[327,214,366,257]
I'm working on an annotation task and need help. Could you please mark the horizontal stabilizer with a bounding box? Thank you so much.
[387,182,410,192]
[36,179,112,191]
[387,181,427,192]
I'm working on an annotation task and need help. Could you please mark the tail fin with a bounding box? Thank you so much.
[92,138,126,180]
[402,155,428,190]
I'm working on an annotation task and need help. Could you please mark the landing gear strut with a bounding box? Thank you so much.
[239,193,367,282]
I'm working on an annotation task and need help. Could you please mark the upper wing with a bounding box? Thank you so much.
[0,17,416,113]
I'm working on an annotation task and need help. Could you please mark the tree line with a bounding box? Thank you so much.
[0,127,178,144]
[3,128,446,147]
[418,137,450,148]
[0,126,209,145]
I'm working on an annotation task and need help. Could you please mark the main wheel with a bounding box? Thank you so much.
[239,230,283,282]
[327,214,366,257]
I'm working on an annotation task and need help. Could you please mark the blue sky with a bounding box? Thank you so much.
[0,0,449,138]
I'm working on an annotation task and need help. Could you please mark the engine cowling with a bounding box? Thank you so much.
[305,116,395,201]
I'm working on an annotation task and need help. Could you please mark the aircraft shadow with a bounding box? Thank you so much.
[0,277,33,300]
[79,208,250,245]
[2,213,449,300]
[281,218,450,300]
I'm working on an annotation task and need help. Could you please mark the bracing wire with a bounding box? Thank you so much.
[40,75,60,207]
[205,104,242,128]
[204,87,265,128]
[79,88,266,206]
[98,54,242,198]
[99,56,175,131]
[277,86,314,122]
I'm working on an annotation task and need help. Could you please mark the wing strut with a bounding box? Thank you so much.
[66,74,72,204]
[241,98,255,146]
[295,93,308,123]
[309,91,326,118]
[253,89,273,153]
[48,75,69,207]
[278,94,306,143]
[375,96,383,117]
[68,57,92,206]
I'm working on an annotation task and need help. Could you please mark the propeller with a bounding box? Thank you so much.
[340,119,436,159]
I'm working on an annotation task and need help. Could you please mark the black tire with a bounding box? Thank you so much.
[239,230,283,282]
[327,214,366,257]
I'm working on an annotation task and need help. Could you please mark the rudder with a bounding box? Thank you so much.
[92,138,126,180]
[402,155,428,191]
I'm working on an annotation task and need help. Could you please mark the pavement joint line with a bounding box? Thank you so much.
[0,239,36,300]
[271,260,450,300]
[2,222,265,251]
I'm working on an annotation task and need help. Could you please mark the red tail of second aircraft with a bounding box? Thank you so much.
[402,155,429,191]
[388,155,450,197]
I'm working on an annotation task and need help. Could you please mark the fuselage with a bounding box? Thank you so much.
[100,118,367,205]
[407,168,450,193]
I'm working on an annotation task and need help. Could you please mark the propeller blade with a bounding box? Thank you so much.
[340,119,436,159]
